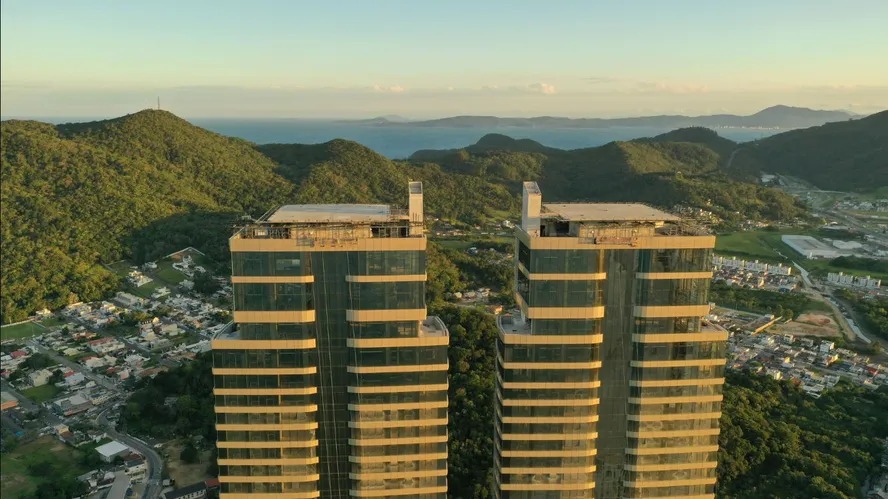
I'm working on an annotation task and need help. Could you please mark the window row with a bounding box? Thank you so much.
[234,283,314,311]
[497,422,597,440]
[632,341,726,362]
[499,368,599,384]
[629,401,722,416]
[627,418,719,433]
[218,447,318,460]
[216,412,315,425]
[630,365,724,381]
[498,405,597,418]
[350,391,447,406]
[349,281,424,310]
[351,425,446,440]
[518,243,604,274]
[350,321,419,339]
[500,388,598,401]
[637,249,712,273]
[635,278,710,306]
[217,429,316,442]
[529,319,602,336]
[232,252,310,277]
[352,442,446,457]
[500,344,599,363]
[219,464,317,476]
[214,374,314,389]
[349,370,448,387]
[518,278,604,308]
[623,485,714,498]
[635,317,702,334]
[221,482,318,493]
[214,349,314,369]
[236,323,315,340]
[215,394,314,407]
[351,346,446,367]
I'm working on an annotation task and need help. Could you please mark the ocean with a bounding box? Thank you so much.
[190,119,780,159]
[16,115,781,159]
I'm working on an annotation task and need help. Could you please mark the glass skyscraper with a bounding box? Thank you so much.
[493,182,723,499]
[213,182,449,498]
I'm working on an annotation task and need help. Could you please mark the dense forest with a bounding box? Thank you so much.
[708,282,813,319]
[122,327,888,498]
[728,110,888,191]
[2,109,825,323]
[835,289,888,340]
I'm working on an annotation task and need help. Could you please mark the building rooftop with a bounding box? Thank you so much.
[541,203,680,223]
[265,204,398,224]
[96,440,130,457]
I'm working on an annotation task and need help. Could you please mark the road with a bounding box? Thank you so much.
[26,340,118,391]
[793,262,862,343]
[98,405,164,499]
[19,339,164,498]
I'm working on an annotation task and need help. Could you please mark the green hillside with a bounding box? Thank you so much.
[1,111,810,323]
[260,140,519,222]
[415,134,806,223]
[1,110,295,323]
[728,110,888,191]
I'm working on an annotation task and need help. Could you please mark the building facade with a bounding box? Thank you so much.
[213,182,449,498]
[493,182,723,499]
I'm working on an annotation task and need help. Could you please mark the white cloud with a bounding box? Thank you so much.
[528,82,557,94]
[372,84,406,93]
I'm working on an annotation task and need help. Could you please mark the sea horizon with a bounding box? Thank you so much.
[1,115,781,159]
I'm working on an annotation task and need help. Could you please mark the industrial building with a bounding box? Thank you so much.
[780,235,841,259]
[213,182,448,498]
[493,182,724,498]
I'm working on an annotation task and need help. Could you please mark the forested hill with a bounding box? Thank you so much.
[0,109,813,322]
[1,111,293,322]
[410,132,807,223]
[728,110,888,191]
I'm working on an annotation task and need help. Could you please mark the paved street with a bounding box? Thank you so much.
[98,405,164,499]
[12,341,165,498]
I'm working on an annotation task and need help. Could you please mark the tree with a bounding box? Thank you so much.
[180,442,199,464]
[193,272,221,295]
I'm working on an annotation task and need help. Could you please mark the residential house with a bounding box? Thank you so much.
[88,337,124,354]
[28,369,53,387]
[162,481,207,499]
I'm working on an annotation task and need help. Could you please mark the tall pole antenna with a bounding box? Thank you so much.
[157,96,160,110]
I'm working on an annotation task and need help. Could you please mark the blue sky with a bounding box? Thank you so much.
[2,0,886,118]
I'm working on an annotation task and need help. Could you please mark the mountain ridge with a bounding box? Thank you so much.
[344,105,858,130]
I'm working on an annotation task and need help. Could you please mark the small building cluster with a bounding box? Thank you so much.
[827,271,882,289]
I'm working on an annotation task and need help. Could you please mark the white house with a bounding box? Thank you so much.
[96,440,132,463]
[28,369,53,387]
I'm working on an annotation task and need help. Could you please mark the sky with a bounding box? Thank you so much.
[2,0,887,119]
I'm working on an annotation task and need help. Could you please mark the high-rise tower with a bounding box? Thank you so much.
[213,182,449,498]
[493,182,723,499]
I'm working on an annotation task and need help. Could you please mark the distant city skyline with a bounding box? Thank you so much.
[2,0,887,118]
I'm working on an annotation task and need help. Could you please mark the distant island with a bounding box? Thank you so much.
[342,105,857,130]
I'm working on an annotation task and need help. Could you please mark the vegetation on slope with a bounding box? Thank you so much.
[416,134,807,224]
[1,110,295,323]
[729,110,888,191]
[260,140,519,223]
[0,111,816,324]
[718,372,888,498]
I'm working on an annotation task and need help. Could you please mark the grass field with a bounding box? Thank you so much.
[715,229,888,280]
[0,321,45,342]
[0,436,90,498]
[39,316,66,328]
[155,260,187,285]
[21,384,62,403]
